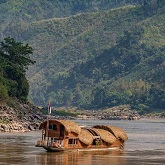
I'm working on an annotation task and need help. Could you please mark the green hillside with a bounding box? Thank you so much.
[0,0,145,23]
[0,1,153,40]
[36,2,165,113]
[27,5,147,105]
[0,0,165,114]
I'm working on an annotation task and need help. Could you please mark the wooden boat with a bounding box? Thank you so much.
[35,119,128,152]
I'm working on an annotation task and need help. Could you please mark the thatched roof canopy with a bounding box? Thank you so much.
[39,119,81,134]
[79,128,94,145]
[93,128,116,144]
[93,125,128,141]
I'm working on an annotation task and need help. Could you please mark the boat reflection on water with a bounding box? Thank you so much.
[35,149,127,165]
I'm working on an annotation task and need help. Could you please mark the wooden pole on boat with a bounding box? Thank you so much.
[46,101,51,145]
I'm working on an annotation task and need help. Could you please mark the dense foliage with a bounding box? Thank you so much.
[45,27,165,112]
[0,0,150,23]
[0,37,35,102]
[0,0,165,114]
[44,1,165,112]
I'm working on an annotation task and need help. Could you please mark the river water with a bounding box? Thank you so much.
[0,118,165,165]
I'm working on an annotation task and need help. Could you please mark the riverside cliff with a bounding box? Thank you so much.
[0,102,44,132]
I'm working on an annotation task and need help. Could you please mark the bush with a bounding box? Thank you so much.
[0,83,9,100]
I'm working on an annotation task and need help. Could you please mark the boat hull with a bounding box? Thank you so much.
[38,145,122,152]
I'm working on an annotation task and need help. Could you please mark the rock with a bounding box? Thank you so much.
[28,125,35,131]
[0,125,5,132]
[1,124,10,132]
[35,114,42,120]
[0,102,44,132]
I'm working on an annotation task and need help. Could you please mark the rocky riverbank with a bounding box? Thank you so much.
[1,100,164,132]
[0,102,44,132]
[76,105,140,120]
[0,102,145,132]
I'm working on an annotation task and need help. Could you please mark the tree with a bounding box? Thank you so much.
[0,37,35,102]
[0,37,35,73]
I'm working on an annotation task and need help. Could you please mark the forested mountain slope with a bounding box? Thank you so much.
[0,0,145,23]
[0,0,165,114]
[35,2,165,112]
[27,5,148,105]
[0,0,155,40]
[58,19,165,111]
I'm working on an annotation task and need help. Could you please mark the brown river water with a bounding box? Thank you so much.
[0,119,165,165]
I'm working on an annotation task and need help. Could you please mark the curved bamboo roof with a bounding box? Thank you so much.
[58,120,81,134]
[93,125,128,141]
[92,128,116,144]
[39,120,128,143]
[79,128,94,145]
[39,119,81,134]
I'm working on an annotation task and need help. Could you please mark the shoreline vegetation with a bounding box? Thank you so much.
[0,103,164,133]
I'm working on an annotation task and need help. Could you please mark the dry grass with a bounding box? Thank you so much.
[58,120,81,134]
[93,128,116,143]
[93,125,128,141]
[79,128,94,145]
[39,119,81,134]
